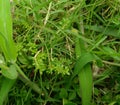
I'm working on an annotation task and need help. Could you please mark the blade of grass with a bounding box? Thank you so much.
[74,52,100,105]
[74,34,93,105]
[73,52,99,79]
[0,0,17,62]
[84,25,120,38]
[73,3,94,104]
[0,77,16,105]
[78,64,93,105]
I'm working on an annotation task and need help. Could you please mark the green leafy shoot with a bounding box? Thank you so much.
[0,0,17,62]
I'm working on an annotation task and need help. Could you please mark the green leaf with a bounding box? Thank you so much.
[1,65,18,79]
[0,0,17,62]
[0,54,5,65]
[72,52,100,79]
[102,46,120,61]
[73,53,100,105]
[59,88,68,99]
[0,77,16,105]
[78,64,93,105]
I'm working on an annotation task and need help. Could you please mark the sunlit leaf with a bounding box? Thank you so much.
[0,0,17,62]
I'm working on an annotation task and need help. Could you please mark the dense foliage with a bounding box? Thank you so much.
[0,0,120,105]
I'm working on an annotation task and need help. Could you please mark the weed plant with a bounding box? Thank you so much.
[0,0,120,105]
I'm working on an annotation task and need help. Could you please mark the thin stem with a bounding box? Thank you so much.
[14,63,42,94]
[102,60,120,67]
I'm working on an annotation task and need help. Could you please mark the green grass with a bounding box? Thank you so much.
[0,0,120,105]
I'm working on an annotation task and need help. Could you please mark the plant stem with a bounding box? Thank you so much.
[14,63,42,94]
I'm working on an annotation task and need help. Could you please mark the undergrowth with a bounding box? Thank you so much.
[0,0,120,105]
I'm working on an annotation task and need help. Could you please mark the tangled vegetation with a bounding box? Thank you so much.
[0,0,120,105]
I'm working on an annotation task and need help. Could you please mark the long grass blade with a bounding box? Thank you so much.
[84,25,120,38]
[74,4,95,104]
[74,52,100,105]
[74,32,94,104]
[0,0,17,62]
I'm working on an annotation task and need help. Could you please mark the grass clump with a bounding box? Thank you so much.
[0,0,120,105]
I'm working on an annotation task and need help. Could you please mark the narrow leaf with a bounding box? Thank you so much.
[85,25,120,38]
[0,77,16,105]
[72,52,100,79]
[78,64,93,105]
[0,0,17,62]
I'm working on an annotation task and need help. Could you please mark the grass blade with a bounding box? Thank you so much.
[73,52,100,105]
[84,25,120,38]
[73,6,95,104]
[78,64,93,105]
[74,31,94,104]
[72,52,99,80]
[0,0,17,62]
[0,77,16,105]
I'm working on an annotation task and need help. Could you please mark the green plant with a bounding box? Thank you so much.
[71,28,99,105]
[0,0,41,104]
[0,0,120,104]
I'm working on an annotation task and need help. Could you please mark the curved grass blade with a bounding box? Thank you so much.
[72,52,100,79]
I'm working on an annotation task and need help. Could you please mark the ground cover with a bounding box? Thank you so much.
[0,0,120,105]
